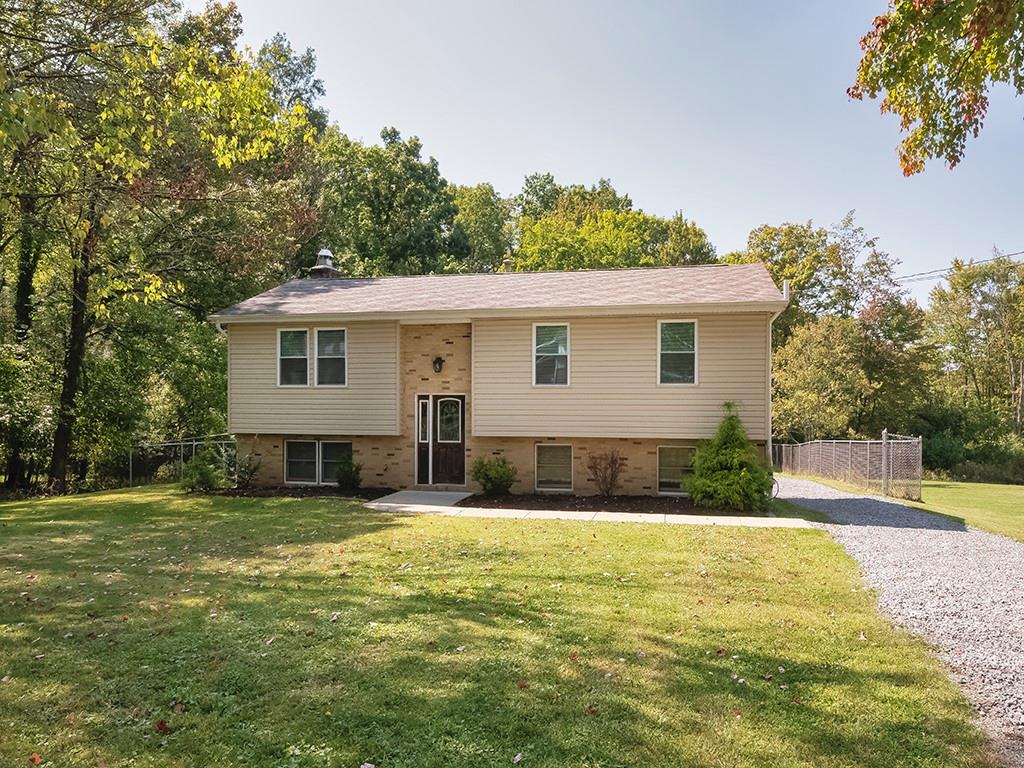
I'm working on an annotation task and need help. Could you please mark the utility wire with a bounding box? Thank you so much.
[894,250,1024,283]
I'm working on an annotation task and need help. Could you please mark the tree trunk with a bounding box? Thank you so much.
[3,195,44,489]
[47,211,99,494]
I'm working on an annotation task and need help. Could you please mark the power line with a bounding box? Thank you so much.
[894,250,1024,283]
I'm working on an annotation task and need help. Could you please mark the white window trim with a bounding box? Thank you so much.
[318,440,353,486]
[277,328,310,388]
[532,322,571,387]
[657,319,699,387]
[535,443,573,493]
[283,439,318,485]
[657,444,694,497]
[314,327,348,388]
[435,397,462,444]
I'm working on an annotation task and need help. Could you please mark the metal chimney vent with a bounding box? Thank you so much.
[309,248,340,278]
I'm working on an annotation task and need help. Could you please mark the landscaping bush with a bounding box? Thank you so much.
[684,402,773,511]
[179,448,224,492]
[470,456,517,496]
[233,452,262,489]
[586,450,626,497]
[335,456,363,494]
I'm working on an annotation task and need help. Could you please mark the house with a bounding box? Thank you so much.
[209,256,788,495]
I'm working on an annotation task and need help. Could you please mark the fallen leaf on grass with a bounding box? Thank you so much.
[29,754,41,765]
[516,680,529,689]
[585,704,599,716]
[173,702,185,714]
[569,650,578,662]
[155,720,171,734]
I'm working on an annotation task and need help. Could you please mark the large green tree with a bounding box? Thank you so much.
[318,127,463,275]
[850,0,1024,174]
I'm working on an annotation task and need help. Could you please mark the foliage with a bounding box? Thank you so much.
[179,447,224,492]
[0,485,993,767]
[850,0,1024,174]
[335,455,362,494]
[928,257,1024,435]
[684,403,774,511]
[449,183,513,272]
[773,318,875,442]
[318,127,463,275]
[234,452,263,490]
[585,450,626,497]
[470,455,518,496]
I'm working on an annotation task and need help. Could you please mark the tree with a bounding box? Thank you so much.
[318,127,462,275]
[726,222,834,343]
[850,0,1024,175]
[1,0,311,491]
[773,317,875,441]
[449,183,512,272]
[928,256,1024,434]
[257,32,328,132]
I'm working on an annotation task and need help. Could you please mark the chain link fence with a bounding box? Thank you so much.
[776,430,923,501]
[127,434,237,486]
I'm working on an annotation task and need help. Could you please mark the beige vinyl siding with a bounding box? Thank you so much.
[472,314,770,440]
[228,321,399,435]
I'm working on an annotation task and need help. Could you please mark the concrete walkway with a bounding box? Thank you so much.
[366,491,812,528]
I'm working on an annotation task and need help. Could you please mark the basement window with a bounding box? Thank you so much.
[536,444,572,492]
[284,440,317,484]
[320,441,353,485]
[658,446,695,494]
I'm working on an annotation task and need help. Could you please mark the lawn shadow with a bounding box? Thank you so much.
[0,487,992,768]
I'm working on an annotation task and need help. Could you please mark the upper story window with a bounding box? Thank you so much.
[278,329,308,386]
[316,329,347,386]
[533,324,569,386]
[658,320,697,385]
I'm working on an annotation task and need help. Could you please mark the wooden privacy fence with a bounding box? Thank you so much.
[777,430,923,501]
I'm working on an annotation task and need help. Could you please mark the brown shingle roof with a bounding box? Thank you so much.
[210,263,786,321]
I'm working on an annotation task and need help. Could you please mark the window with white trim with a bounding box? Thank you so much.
[659,321,696,384]
[536,444,572,491]
[658,446,695,494]
[320,441,353,484]
[279,329,308,386]
[418,399,430,443]
[316,329,346,386]
[534,324,569,385]
[285,440,317,483]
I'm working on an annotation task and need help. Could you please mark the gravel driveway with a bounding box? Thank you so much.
[778,475,1024,767]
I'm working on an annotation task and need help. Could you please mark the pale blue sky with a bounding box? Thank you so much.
[189,0,1023,303]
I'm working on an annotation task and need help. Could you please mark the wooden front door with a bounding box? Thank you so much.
[415,394,466,485]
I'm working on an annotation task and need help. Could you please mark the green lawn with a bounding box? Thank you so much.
[913,479,1024,544]
[0,487,992,767]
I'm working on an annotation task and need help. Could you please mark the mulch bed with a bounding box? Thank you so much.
[457,493,744,515]
[211,486,395,501]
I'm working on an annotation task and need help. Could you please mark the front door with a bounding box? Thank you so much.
[415,394,466,485]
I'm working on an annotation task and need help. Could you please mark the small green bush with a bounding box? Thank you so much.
[335,456,363,494]
[180,448,224,492]
[471,456,518,496]
[684,402,773,511]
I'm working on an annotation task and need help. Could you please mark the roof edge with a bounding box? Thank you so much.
[209,299,790,325]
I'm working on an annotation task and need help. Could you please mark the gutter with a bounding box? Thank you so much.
[766,279,791,462]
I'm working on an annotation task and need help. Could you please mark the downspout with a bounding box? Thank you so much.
[766,279,790,467]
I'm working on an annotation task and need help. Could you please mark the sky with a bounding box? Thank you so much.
[184,0,1024,304]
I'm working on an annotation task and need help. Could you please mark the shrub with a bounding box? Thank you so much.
[335,456,363,494]
[586,450,626,497]
[233,452,262,489]
[180,448,223,492]
[684,402,773,511]
[471,456,518,496]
